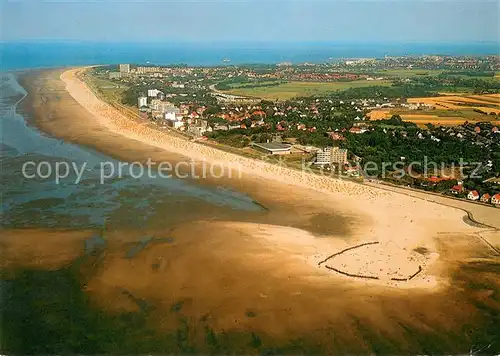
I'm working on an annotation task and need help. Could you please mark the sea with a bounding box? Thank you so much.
[0,71,261,229]
[1,41,499,70]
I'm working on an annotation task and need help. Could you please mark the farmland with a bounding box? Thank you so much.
[372,69,445,77]
[407,94,500,111]
[223,80,393,100]
[369,94,500,127]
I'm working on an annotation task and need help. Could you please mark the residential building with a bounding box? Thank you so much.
[480,193,491,203]
[173,121,184,130]
[315,147,348,165]
[316,147,333,165]
[189,111,200,119]
[151,99,176,113]
[164,107,182,121]
[213,124,228,131]
[109,72,121,79]
[187,124,211,137]
[328,132,345,141]
[136,66,162,75]
[349,127,368,134]
[451,184,464,194]
[138,96,147,108]
[467,190,480,201]
[331,147,348,165]
[492,194,500,206]
[119,64,130,75]
[148,89,163,97]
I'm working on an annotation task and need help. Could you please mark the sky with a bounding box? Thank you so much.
[1,0,499,43]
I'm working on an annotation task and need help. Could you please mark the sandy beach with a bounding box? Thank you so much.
[56,67,499,284]
[3,67,499,353]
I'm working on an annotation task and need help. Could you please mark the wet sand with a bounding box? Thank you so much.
[2,68,499,354]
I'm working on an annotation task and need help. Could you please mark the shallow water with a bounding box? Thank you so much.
[1,72,263,228]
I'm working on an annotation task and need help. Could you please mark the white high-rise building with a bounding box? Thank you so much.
[315,147,347,165]
[148,89,163,97]
[164,107,181,121]
[331,147,348,165]
[315,147,333,165]
[138,96,147,108]
[119,64,130,74]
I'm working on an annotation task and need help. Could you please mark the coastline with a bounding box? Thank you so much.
[3,66,500,353]
[47,67,500,273]
[69,67,500,229]
[63,67,381,199]
[67,68,500,227]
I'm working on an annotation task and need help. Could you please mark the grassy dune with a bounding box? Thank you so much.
[84,74,128,103]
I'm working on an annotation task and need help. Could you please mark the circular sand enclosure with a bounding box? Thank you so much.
[320,241,430,281]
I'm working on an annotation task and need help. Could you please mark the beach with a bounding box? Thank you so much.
[60,67,499,258]
[2,67,499,353]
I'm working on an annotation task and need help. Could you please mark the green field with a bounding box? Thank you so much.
[84,73,128,103]
[373,69,499,81]
[373,69,445,77]
[224,80,393,100]
[391,108,491,119]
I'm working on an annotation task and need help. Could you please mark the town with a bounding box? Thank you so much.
[86,58,500,207]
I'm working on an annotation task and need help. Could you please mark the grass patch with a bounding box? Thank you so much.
[223,80,393,100]
[373,69,445,77]
[84,73,128,103]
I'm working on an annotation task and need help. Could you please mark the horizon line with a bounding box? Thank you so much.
[1,39,499,45]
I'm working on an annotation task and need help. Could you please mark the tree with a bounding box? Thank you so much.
[204,105,221,116]
[243,118,252,128]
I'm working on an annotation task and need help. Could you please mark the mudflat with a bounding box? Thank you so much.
[2,68,499,354]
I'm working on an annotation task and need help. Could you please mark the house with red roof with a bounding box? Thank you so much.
[427,176,452,184]
[252,110,266,117]
[328,132,346,141]
[480,193,491,203]
[451,184,464,194]
[467,190,480,201]
[349,127,369,134]
[492,194,500,206]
